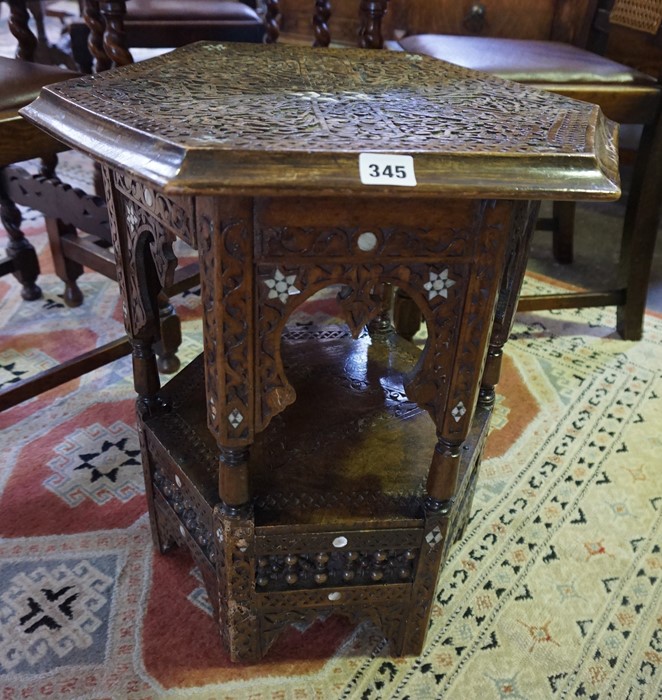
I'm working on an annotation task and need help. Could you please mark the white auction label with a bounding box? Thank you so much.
[359,153,417,186]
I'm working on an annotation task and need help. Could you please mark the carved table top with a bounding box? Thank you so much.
[23,42,620,199]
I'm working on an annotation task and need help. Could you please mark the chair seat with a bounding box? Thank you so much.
[0,57,78,116]
[397,35,656,86]
[126,0,260,23]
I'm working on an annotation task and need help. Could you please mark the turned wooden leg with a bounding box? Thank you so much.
[358,0,390,49]
[99,0,133,67]
[313,0,331,47]
[393,288,421,340]
[552,201,575,264]
[425,438,461,508]
[264,0,280,44]
[45,218,84,307]
[219,446,250,513]
[154,292,182,374]
[480,200,540,405]
[616,118,662,340]
[83,0,111,72]
[0,174,41,301]
[367,282,393,335]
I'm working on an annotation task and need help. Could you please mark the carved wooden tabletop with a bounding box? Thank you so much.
[23,42,620,199]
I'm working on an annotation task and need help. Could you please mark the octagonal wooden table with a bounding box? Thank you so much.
[23,42,619,662]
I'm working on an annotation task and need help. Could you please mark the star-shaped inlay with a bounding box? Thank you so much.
[424,269,456,300]
[264,269,300,304]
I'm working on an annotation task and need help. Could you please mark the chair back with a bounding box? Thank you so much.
[6,0,37,60]
[590,0,662,80]
[389,0,599,46]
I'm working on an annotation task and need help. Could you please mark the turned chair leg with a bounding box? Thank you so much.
[45,217,85,307]
[154,291,182,374]
[616,119,662,340]
[0,174,41,301]
[552,200,575,264]
[393,288,421,341]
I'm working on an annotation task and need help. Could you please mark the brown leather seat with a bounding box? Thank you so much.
[127,0,261,22]
[0,56,78,120]
[398,35,656,87]
[65,0,265,72]
[0,57,79,165]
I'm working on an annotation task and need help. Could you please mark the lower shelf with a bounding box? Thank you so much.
[141,325,493,660]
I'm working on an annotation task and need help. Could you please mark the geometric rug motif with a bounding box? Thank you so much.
[0,348,57,391]
[44,421,143,506]
[0,555,116,675]
[186,567,213,618]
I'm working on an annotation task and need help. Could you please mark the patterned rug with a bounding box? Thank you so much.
[1,210,661,699]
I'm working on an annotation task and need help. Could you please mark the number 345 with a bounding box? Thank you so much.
[368,164,407,179]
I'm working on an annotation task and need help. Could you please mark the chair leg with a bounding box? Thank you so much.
[552,201,575,264]
[393,287,421,341]
[0,175,41,301]
[45,217,85,307]
[617,119,662,340]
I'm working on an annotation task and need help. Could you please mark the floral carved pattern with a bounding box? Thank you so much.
[49,43,611,158]
[113,171,196,246]
[102,167,176,340]
[197,200,254,446]
[255,260,469,433]
[258,224,471,259]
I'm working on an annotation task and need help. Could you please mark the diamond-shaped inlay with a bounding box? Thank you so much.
[228,408,244,429]
[426,525,443,548]
[125,203,139,232]
[452,401,467,423]
[423,269,455,300]
[264,269,300,304]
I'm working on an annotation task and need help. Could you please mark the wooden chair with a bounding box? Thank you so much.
[357,0,662,340]
[54,0,272,72]
[0,0,192,410]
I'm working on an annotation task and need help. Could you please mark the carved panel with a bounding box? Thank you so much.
[102,166,175,340]
[152,467,215,563]
[113,171,196,246]
[49,42,609,156]
[441,200,513,439]
[258,224,471,259]
[257,582,410,610]
[214,506,259,661]
[255,261,469,433]
[255,490,422,521]
[255,547,418,591]
[255,527,423,555]
[196,198,254,446]
[400,508,450,653]
[492,200,540,345]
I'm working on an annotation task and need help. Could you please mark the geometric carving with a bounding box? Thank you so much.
[255,547,418,590]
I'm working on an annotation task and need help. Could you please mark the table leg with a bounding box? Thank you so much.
[479,200,540,406]
[101,166,173,416]
[196,197,255,509]
[417,200,515,507]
